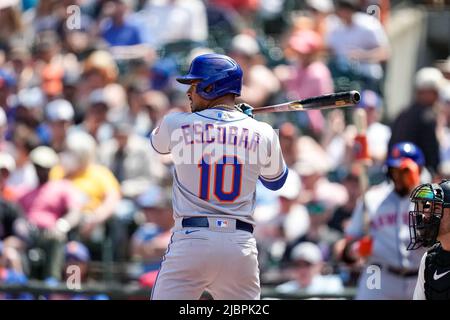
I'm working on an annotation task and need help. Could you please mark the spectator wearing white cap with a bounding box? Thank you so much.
[50,132,121,261]
[304,0,335,40]
[389,67,445,176]
[228,32,280,109]
[45,99,74,153]
[289,155,348,257]
[254,169,310,267]
[74,88,114,143]
[17,146,82,281]
[275,241,344,296]
[13,86,50,144]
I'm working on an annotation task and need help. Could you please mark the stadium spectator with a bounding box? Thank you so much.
[45,99,75,153]
[325,0,390,92]
[6,44,33,90]
[0,69,17,113]
[0,240,32,300]
[141,90,170,135]
[0,152,17,201]
[41,63,64,100]
[276,29,333,137]
[98,122,168,260]
[0,0,23,48]
[255,169,310,267]
[100,0,142,47]
[130,0,208,49]
[276,242,344,296]
[229,33,280,109]
[304,0,335,39]
[13,87,48,143]
[50,132,121,261]
[327,166,362,235]
[99,122,166,197]
[18,146,82,281]
[7,126,40,198]
[0,153,23,237]
[321,109,355,171]
[357,90,391,164]
[278,122,300,168]
[389,67,445,176]
[0,109,12,153]
[47,241,109,300]
[78,50,119,105]
[75,88,114,143]
[131,186,173,279]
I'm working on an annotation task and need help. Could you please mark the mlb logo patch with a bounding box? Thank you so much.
[216,220,228,228]
[217,112,228,120]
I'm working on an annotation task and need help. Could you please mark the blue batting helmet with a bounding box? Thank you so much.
[386,142,425,168]
[176,53,243,100]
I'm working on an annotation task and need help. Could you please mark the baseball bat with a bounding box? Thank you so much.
[252,90,360,114]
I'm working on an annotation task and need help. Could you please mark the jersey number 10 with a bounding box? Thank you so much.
[198,155,243,202]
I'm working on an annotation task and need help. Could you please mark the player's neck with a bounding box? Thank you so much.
[207,96,236,110]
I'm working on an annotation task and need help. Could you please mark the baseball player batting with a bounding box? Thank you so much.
[149,53,288,299]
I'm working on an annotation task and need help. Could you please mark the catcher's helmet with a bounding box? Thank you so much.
[176,53,243,100]
[408,181,450,249]
[386,142,425,168]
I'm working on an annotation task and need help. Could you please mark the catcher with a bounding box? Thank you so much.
[409,180,450,299]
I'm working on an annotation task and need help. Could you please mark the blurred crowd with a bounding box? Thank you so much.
[0,0,449,299]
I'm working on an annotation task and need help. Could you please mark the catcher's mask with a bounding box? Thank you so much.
[408,183,446,250]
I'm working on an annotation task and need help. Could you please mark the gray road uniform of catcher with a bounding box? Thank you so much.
[149,108,288,299]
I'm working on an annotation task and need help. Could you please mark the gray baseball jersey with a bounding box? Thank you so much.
[346,182,426,299]
[149,107,287,300]
[150,108,287,224]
